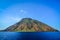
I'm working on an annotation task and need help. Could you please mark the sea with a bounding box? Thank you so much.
[0,32,60,40]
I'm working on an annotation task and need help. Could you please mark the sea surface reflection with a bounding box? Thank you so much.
[0,32,60,40]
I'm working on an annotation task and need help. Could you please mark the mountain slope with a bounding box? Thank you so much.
[5,18,58,32]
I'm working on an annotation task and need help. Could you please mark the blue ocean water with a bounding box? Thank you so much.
[0,32,60,40]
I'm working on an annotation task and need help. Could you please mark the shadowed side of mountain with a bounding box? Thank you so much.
[5,18,59,32]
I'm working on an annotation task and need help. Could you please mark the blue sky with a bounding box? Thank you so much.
[0,0,60,31]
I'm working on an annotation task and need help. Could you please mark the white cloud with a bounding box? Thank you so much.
[20,10,24,12]
[10,17,22,22]
[20,9,27,14]
[1,16,22,24]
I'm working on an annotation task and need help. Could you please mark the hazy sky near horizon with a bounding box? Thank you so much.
[0,0,60,30]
